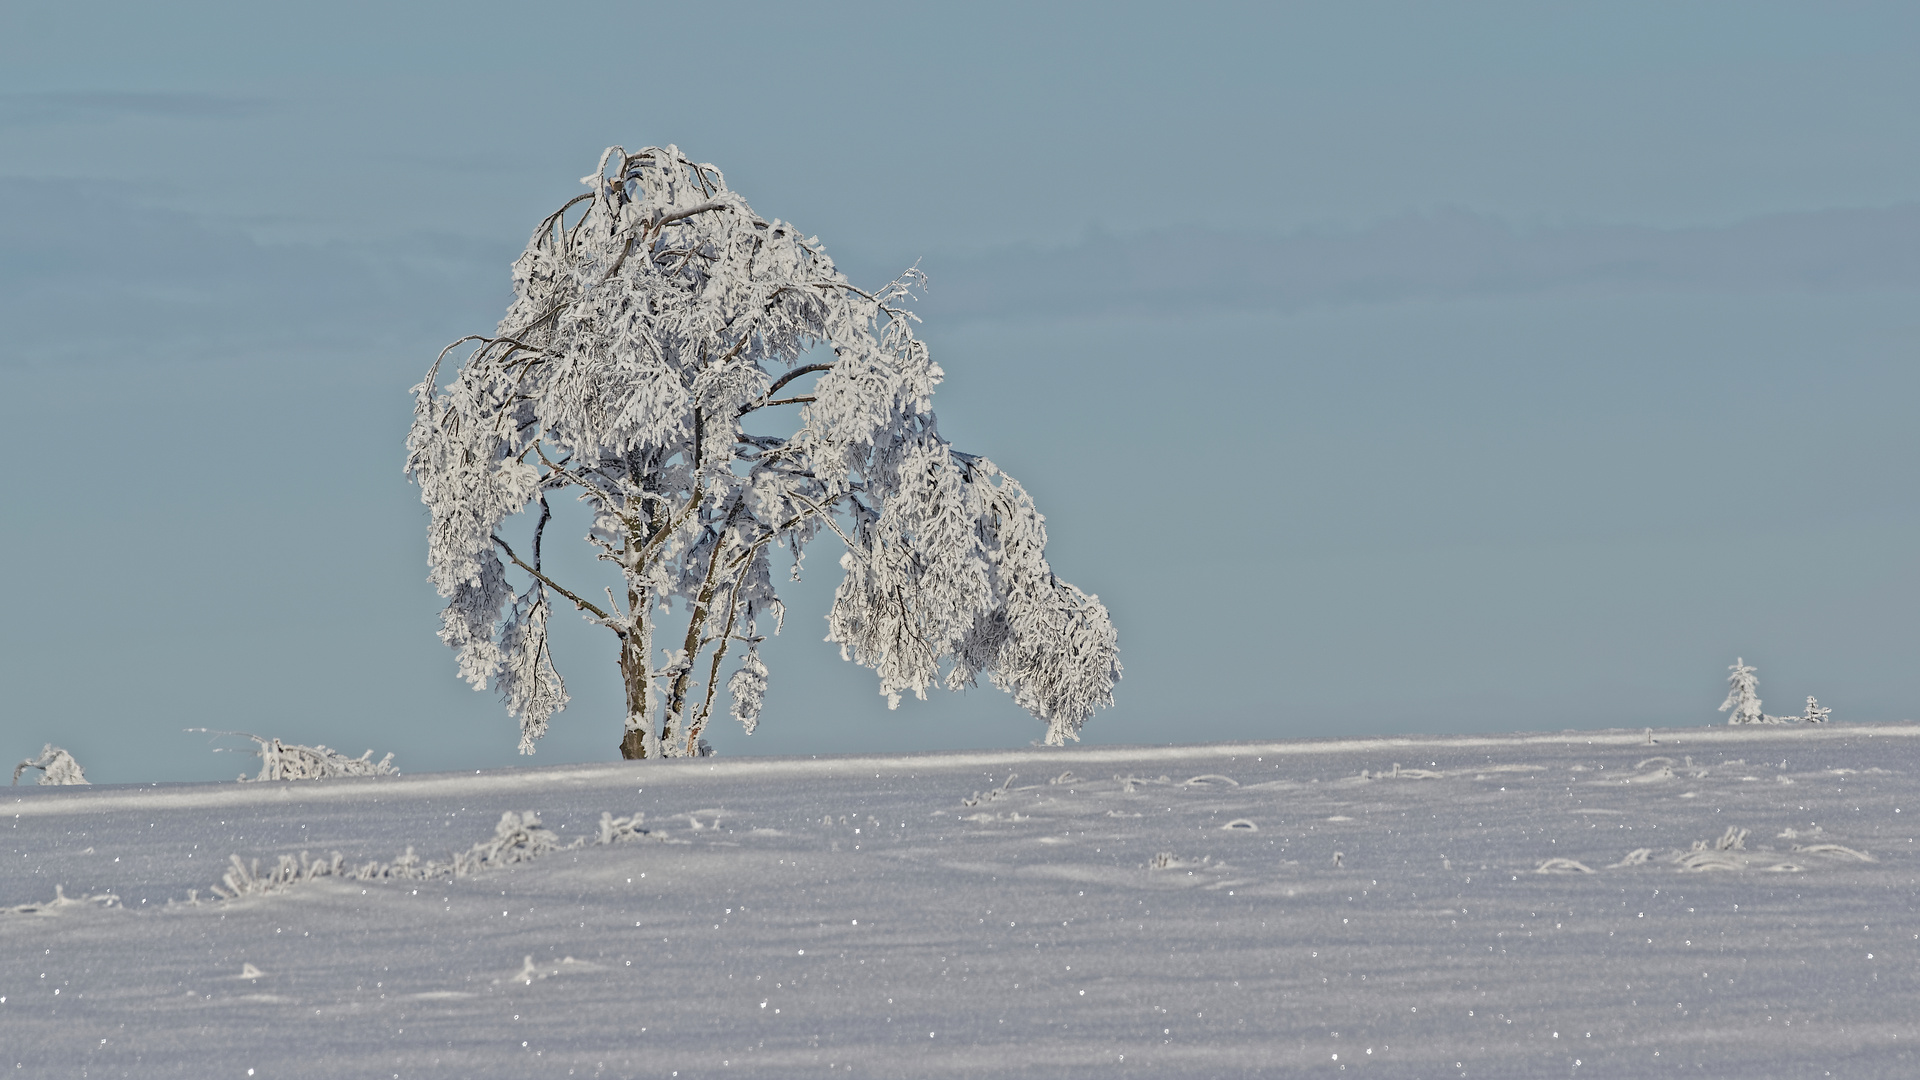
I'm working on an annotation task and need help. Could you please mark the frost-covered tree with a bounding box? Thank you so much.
[1718,657,1767,725]
[407,145,1120,759]
[1799,696,1831,724]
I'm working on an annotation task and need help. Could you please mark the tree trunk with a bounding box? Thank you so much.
[617,612,652,759]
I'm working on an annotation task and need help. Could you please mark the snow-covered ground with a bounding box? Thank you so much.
[6,725,1917,1078]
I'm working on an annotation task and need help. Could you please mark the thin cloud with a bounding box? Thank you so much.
[0,178,510,366]
[905,205,1920,321]
[9,181,1916,367]
[0,91,268,126]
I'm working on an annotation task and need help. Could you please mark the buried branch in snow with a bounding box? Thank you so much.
[1540,824,1875,875]
[405,144,1119,760]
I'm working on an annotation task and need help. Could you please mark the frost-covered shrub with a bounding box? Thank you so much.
[597,811,648,844]
[11,745,88,786]
[198,807,658,904]
[200,731,398,781]
[452,810,575,873]
[210,851,348,899]
[406,145,1119,759]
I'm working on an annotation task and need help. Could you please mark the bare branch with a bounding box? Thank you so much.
[531,494,552,570]
[492,534,618,630]
[737,363,833,417]
[764,362,834,399]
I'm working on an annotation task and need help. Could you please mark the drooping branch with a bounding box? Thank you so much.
[539,192,595,248]
[478,336,546,365]
[421,334,492,391]
[785,491,869,562]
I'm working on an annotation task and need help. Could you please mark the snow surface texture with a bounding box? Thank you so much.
[5,725,1917,1078]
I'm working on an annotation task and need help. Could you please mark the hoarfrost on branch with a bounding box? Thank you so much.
[406,145,1119,758]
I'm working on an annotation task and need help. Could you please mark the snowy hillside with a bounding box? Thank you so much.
[6,725,1917,1078]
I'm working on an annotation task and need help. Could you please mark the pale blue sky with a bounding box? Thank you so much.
[4,2,1917,781]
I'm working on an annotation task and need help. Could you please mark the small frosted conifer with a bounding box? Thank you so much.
[1719,657,1768,725]
[1800,696,1831,724]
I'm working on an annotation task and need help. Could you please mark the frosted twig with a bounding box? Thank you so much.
[962,773,1017,807]
[492,536,615,626]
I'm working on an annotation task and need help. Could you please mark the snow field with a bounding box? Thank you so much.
[5,725,1918,1078]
